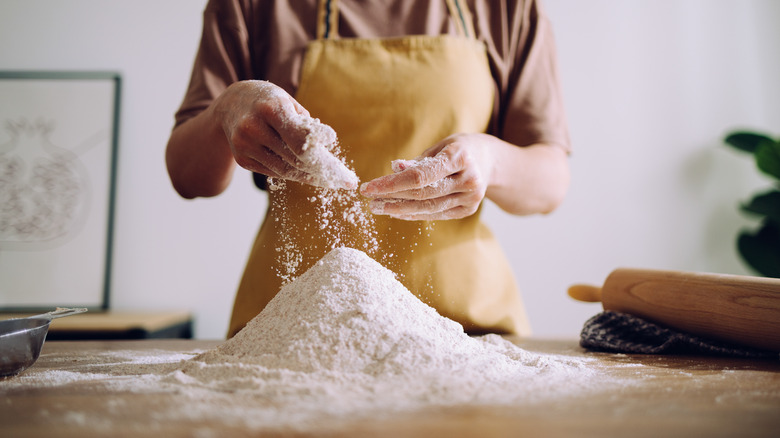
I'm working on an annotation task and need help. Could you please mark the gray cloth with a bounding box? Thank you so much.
[580,311,778,359]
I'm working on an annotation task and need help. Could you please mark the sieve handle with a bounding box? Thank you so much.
[34,307,88,321]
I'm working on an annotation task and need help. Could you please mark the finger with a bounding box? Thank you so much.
[248,158,311,184]
[369,193,467,217]
[370,177,458,201]
[262,89,337,159]
[392,206,473,221]
[236,142,302,179]
[288,95,310,118]
[256,146,304,178]
[253,88,313,157]
[363,143,469,197]
[248,138,355,189]
[229,111,301,168]
[246,160,282,179]
[273,113,311,156]
[361,155,453,197]
[261,129,304,169]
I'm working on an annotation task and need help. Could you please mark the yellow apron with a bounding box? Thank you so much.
[229,0,531,337]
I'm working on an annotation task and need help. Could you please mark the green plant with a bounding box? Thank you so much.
[724,130,780,278]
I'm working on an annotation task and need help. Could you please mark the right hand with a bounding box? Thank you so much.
[212,80,316,183]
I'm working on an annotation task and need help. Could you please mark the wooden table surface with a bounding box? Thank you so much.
[1,338,778,438]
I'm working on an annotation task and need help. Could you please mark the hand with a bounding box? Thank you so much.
[360,133,494,220]
[213,81,308,179]
[213,80,356,189]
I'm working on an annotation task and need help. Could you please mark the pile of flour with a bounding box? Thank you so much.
[172,247,597,413]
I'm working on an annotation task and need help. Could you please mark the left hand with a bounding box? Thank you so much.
[360,133,494,221]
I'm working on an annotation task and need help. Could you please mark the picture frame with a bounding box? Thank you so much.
[0,71,121,312]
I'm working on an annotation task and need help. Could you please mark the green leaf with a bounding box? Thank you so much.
[725,131,774,154]
[741,190,780,222]
[755,140,780,180]
[737,220,780,278]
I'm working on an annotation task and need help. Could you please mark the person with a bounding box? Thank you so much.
[166,0,571,338]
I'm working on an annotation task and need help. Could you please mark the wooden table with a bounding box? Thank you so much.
[1,339,778,437]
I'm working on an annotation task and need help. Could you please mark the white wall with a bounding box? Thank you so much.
[1,1,778,339]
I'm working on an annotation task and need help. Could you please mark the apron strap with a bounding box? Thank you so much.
[445,0,476,39]
[316,0,475,40]
[316,0,340,40]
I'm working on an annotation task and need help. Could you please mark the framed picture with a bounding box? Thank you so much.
[0,71,121,311]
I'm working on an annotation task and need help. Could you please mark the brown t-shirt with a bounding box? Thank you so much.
[175,0,570,152]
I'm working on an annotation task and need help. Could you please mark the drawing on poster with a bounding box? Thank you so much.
[0,117,96,250]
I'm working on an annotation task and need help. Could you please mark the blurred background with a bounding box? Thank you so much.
[1,0,778,339]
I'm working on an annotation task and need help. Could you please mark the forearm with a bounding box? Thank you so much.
[484,136,570,216]
[165,105,236,199]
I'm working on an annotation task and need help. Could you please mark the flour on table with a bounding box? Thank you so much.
[175,248,599,411]
[1,247,625,433]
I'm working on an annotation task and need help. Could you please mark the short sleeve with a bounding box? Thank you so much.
[477,0,571,152]
[173,0,254,128]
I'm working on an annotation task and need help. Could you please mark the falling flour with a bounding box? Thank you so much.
[267,115,380,283]
[269,179,380,283]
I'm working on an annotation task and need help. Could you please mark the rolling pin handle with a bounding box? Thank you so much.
[567,284,603,303]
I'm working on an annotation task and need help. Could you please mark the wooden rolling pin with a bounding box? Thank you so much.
[568,268,780,352]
